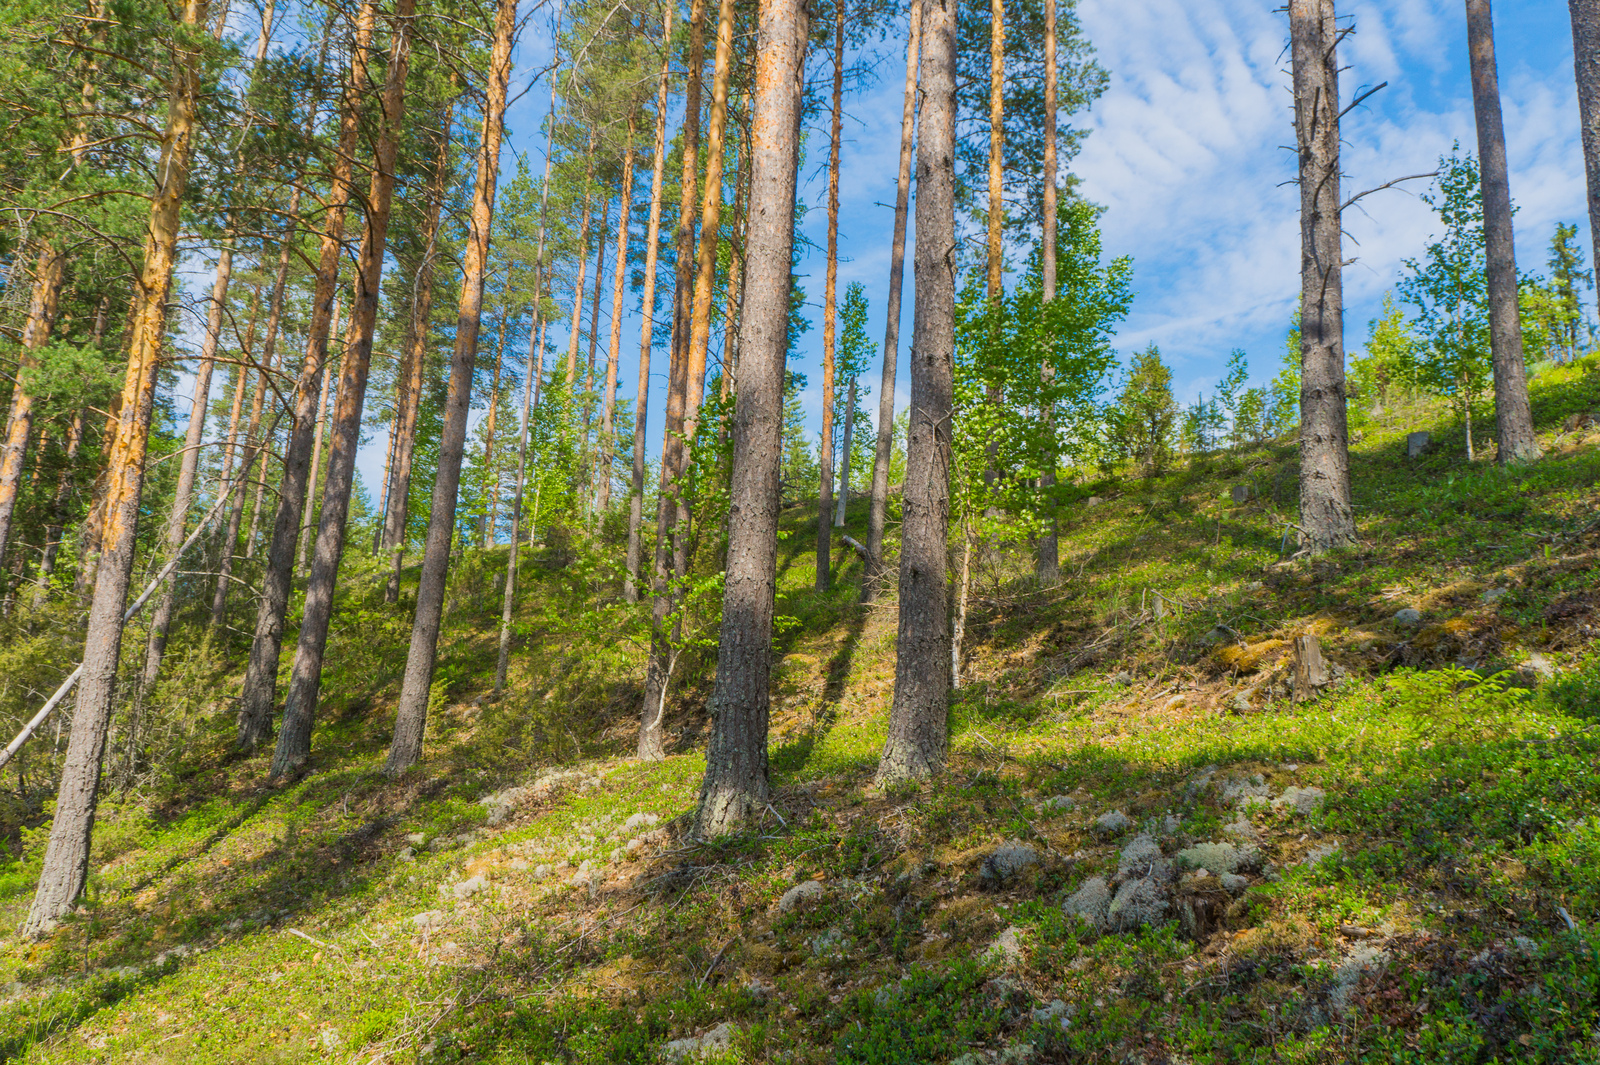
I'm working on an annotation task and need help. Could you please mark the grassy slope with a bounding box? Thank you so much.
[0,364,1598,1063]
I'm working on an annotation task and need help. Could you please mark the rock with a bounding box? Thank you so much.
[405,832,427,846]
[1107,876,1170,932]
[1272,785,1326,816]
[776,880,825,914]
[1483,587,1510,604]
[1092,810,1134,837]
[396,846,414,861]
[985,925,1024,966]
[1220,873,1250,895]
[1040,795,1076,812]
[1161,814,1182,835]
[1115,835,1171,883]
[1085,496,1105,508]
[663,1022,736,1062]
[623,812,660,833]
[1176,841,1261,875]
[1230,484,1253,504]
[1329,946,1388,1017]
[1406,432,1431,459]
[1393,608,1423,628]
[532,864,552,880]
[452,875,487,900]
[1107,671,1133,687]
[1204,625,1240,646]
[980,841,1039,882]
[410,910,447,932]
[744,979,770,1002]
[1062,877,1112,931]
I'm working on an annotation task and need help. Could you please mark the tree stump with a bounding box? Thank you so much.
[1293,635,1330,703]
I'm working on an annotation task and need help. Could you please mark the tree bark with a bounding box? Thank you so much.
[0,246,67,575]
[1571,0,1600,282]
[208,287,262,625]
[140,238,230,690]
[816,0,844,591]
[383,100,453,601]
[599,114,638,516]
[694,0,807,837]
[212,286,277,625]
[565,136,598,386]
[639,0,708,761]
[986,0,1004,299]
[627,5,674,603]
[1465,0,1541,465]
[36,405,86,595]
[1290,0,1358,554]
[481,299,511,546]
[581,199,611,482]
[1035,0,1060,586]
[382,0,516,777]
[24,0,209,938]
[876,0,954,786]
[270,0,414,780]
[834,377,854,526]
[864,0,921,605]
[245,215,298,560]
[720,124,748,400]
[300,294,340,580]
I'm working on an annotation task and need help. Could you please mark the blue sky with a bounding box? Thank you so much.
[278,0,1589,492]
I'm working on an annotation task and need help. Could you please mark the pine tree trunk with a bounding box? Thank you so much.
[834,377,854,526]
[864,0,921,605]
[986,0,1004,299]
[599,116,638,516]
[565,137,598,386]
[694,0,808,837]
[719,128,748,401]
[382,0,516,777]
[876,0,954,786]
[627,10,673,604]
[640,0,708,760]
[36,406,86,595]
[1290,0,1358,554]
[270,0,414,780]
[496,298,545,694]
[481,302,510,547]
[815,0,844,592]
[24,0,209,938]
[582,199,611,484]
[140,239,230,690]
[0,246,67,575]
[1035,0,1060,586]
[1466,0,1541,464]
[300,295,339,581]
[383,101,453,601]
[246,216,298,560]
[212,297,276,626]
[207,287,262,625]
[1572,0,1600,280]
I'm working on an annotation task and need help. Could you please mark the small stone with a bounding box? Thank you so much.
[1107,671,1133,687]
[623,812,661,833]
[980,841,1039,882]
[1483,587,1510,604]
[1162,814,1182,834]
[1220,873,1250,895]
[1230,484,1253,504]
[396,846,414,861]
[1272,785,1326,816]
[1062,877,1112,931]
[985,925,1024,966]
[777,880,825,914]
[1394,608,1423,628]
[1406,432,1430,459]
[1085,496,1105,508]
[1204,625,1239,645]
[532,864,552,880]
[410,910,446,932]
[405,832,427,846]
[452,875,487,900]
[1041,795,1076,812]
[663,1022,736,1062]
[1092,810,1134,837]
[1302,842,1340,868]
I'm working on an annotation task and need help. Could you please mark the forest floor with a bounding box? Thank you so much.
[1,361,1600,1063]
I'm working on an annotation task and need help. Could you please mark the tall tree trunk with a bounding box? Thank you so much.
[382,0,516,777]
[864,0,921,605]
[245,218,297,560]
[235,2,377,750]
[208,287,263,625]
[694,0,807,837]
[1571,0,1600,280]
[481,300,510,547]
[565,136,598,386]
[719,123,749,401]
[627,4,674,604]
[815,0,844,591]
[986,0,1004,299]
[300,294,340,580]
[1290,0,1358,554]
[1466,0,1541,464]
[36,406,86,596]
[581,199,611,484]
[834,378,854,526]
[495,307,544,696]
[24,0,209,938]
[639,0,708,760]
[1035,0,1060,586]
[140,238,231,689]
[383,100,454,601]
[875,0,954,785]
[599,115,638,516]
[0,246,67,575]
[270,0,414,779]
[212,298,276,625]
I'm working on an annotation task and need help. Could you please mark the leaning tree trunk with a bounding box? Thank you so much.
[565,136,598,386]
[815,0,844,591]
[384,100,453,601]
[270,0,413,780]
[1035,0,1060,586]
[235,2,378,751]
[639,0,709,761]
[864,0,921,605]
[1572,1,1600,282]
[626,3,674,604]
[598,115,638,516]
[875,0,955,786]
[140,238,231,689]
[383,0,516,777]
[1290,0,1358,554]
[694,0,808,837]
[0,246,67,576]
[1466,0,1541,464]
[24,0,209,938]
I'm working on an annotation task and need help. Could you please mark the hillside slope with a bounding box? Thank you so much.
[1,363,1599,1064]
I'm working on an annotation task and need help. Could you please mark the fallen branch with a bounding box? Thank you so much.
[840,534,868,561]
